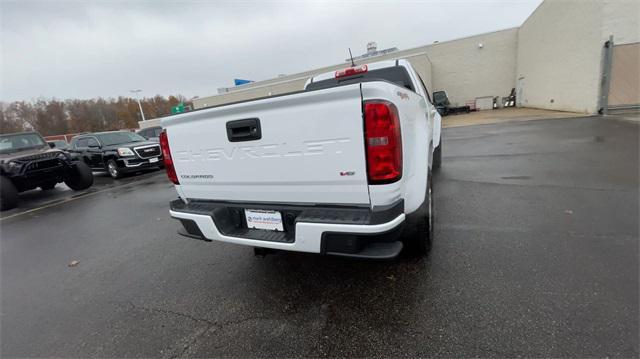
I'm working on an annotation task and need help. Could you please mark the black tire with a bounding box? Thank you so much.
[40,182,57,190]
[433,141,442,171]
[65,162,94,190]
[105,159,122,179]
[403,173,434,256]
[1,176,19,211]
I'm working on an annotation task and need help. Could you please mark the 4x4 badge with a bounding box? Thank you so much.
[397,91,409,100]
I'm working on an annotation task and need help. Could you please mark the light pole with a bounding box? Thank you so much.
[130,89,146,121]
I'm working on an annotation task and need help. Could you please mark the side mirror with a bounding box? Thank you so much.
[89,144,100,149]
[48,143,56,148]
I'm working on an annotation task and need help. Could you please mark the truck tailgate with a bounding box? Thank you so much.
[163,84,370,205]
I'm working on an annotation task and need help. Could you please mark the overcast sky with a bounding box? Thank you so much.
[1,0,542,102]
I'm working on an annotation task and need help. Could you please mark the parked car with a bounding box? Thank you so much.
[136,126,162,142]
[47,139,70,150]
[161,59,442,259]
[69,131,163,179]
[0,131,94,211]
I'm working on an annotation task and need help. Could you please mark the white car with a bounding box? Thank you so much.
[160,59,442,259]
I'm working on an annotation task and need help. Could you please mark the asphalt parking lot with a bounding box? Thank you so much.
[0,168,164,219]
[1,115,638,357]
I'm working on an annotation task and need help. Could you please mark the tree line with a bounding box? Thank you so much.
[0,95,191,136]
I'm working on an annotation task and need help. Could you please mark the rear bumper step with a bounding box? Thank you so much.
[327,241,403,260]
[170,199,405,259]
[322,222,405,260]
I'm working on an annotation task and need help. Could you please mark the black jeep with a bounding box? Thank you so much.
[0,131,94,211]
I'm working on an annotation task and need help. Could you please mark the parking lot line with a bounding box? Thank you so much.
[0,177,158,221]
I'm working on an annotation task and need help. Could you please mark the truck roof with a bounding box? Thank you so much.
[305,59,416,93]
[307,59,408,84]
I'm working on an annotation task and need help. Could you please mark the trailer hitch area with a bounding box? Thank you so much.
[254,247,278,258]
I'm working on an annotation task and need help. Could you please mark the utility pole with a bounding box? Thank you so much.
[130,89,146,121]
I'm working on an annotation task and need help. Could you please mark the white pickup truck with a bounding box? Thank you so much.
[161,59,442,259]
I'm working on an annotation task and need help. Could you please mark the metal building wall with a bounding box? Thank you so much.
[608,43,640,108]
[516,0,640,114]
[427,28,518,107]
[193,29,519,110]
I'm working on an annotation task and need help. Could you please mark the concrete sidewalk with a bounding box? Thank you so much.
[442,107,586,128]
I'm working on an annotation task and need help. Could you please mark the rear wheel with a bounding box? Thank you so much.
[433,140,442,171]
[403,173,433,256]
[1,176,19,211]
[106,159,122,179]
[65,162,94,190]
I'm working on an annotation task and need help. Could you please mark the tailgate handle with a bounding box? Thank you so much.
[226,118,262,142]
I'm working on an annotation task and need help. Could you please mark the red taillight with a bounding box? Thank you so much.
[159,130,179,184]
[364,101,402,184]
[335,64,368,79]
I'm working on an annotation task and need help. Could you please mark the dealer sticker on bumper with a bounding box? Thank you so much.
[244,209,284,231]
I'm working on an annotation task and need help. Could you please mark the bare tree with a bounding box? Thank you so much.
[0,103,26,133]
[4,94,189,135]
[34,99,68,135]
[7,102,37,131]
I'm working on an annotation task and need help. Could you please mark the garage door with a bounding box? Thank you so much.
[608,43,640,108]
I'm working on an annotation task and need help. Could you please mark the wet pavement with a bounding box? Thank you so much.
[1,116,638,357]
[0,168,164,219]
